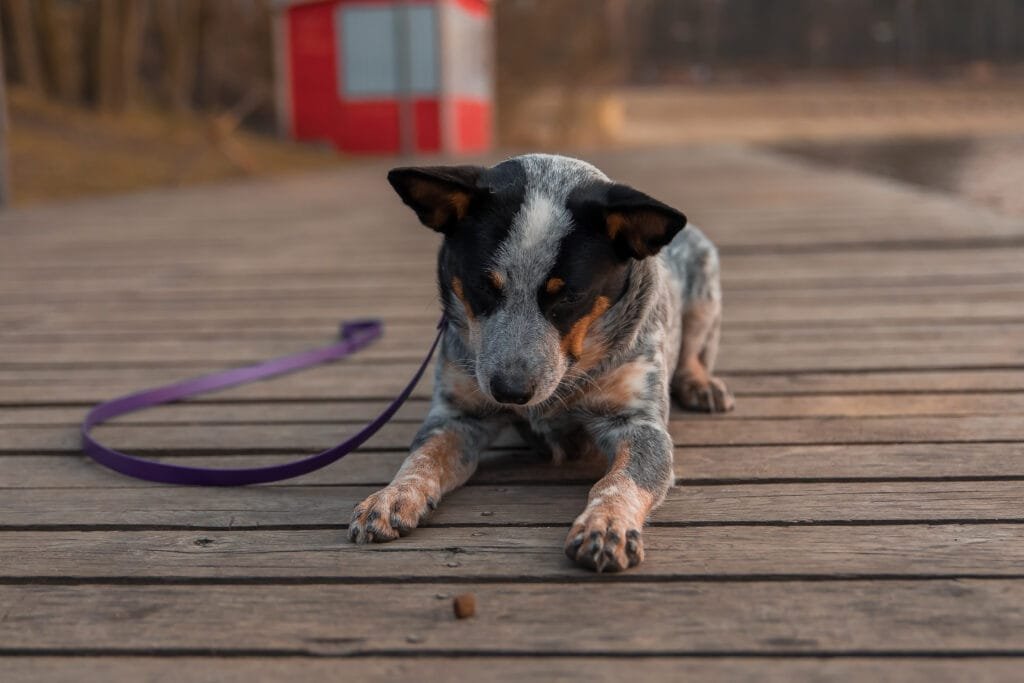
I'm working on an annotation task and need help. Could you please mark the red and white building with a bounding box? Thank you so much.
[272,0,493,155]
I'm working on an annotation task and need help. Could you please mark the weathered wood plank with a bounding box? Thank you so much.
[3,524,1022,579]
[4,271,1023,309]
[11,317,1023,354]
[10,280,1024,308]
[3,441,1024,489]
[6,298,1024,328]
[4,391,1022,427]
[2,580,1023,654]
[4,245,1024,286]
[2,333,1021,372]
[9,415,1020,454]
[10,317,1023,342]
[5,200,1018,248]
[728,370,1024,396]
[2,247,1023,285]
[8,658,1023,683]
[3,481,1023,527]
[5,367,1022,405]
[3,157,1018,248]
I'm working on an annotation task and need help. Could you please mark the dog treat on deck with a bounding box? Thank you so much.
[452,592,476,619]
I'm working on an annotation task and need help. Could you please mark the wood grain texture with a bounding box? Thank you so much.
[8,391,1024,426]
[7,415,1021,454]
[4,393,1019,423]
[3,481,1023,527]
[3,524,1023,579]
[3,441,1023,488]
[2,581,1024,654]
[8,658,1024,683]
[6,367,1023,405]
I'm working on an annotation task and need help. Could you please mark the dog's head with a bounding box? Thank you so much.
[388,154,686,407]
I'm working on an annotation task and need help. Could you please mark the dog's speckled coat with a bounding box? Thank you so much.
[349,154,733,572]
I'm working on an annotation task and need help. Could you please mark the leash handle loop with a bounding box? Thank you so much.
[80,319,444,486]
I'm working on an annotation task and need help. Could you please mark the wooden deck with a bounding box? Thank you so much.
[3,146,1024,681]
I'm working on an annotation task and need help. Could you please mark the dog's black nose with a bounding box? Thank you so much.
[489,375,534,405]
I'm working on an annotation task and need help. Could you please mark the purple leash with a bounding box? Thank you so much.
[81,319,445,486]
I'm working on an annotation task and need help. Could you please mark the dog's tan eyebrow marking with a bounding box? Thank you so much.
[488,270,505,290]
[561,295,610,359]
[545,277,565,294]
[450,277,474,320]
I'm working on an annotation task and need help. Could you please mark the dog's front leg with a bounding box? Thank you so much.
[565,420,673,572]
[348,412,501,543]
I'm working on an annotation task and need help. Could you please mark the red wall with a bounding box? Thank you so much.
[287,0,483,155]
[287,2,337,142]
[454,100,490,153]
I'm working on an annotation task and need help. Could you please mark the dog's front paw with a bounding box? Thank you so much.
[675,374,734,413]
[348,483,435,543]
[565,508,645,573]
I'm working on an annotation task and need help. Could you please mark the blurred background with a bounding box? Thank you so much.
[2,0,1024,214]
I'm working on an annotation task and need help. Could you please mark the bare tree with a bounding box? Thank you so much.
[95,0,120,109]
[0,9,10,208]
[497,0,626,146]
[92,0,143,111]
[156,0,201,112]
[35,0,64,98]
[3,0,44,93]
[120,0,145,107]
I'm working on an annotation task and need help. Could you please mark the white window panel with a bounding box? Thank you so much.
[336,3,438,100]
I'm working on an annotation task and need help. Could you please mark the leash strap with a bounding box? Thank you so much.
[81,319,445,486]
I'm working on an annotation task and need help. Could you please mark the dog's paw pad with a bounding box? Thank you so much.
[675,375,734,413]
[348,485,431,544]
[565,514,644,573]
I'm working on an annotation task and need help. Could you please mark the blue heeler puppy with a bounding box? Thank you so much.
[349,154,733,572]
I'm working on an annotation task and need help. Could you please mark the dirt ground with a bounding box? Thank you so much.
[6,89,343,206]
[504,80,1024,148]
[616,81,1024,146]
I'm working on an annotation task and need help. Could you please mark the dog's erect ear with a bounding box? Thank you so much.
[387,166,485,234]
[603,184,687,260]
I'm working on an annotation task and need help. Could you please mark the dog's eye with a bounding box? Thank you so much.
[554,291,583,306]
[541,286,583,322]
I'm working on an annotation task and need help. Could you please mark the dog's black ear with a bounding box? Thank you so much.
[387,166,485,234]
[603,184,687,260]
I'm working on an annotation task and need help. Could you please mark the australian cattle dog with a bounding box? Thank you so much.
[349,154,733,572]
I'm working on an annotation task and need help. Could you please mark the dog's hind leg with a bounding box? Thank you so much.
[669,236,734,413]
[672,300,733,412]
